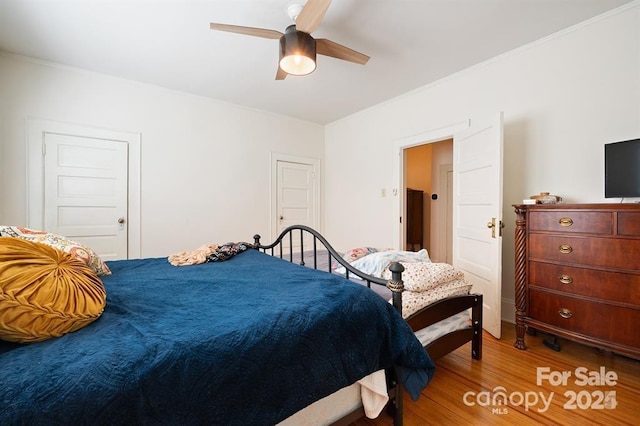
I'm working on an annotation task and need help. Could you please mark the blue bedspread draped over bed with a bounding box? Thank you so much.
[0,249,434,425]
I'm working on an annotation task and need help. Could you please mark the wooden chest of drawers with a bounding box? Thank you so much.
[513,203,640,359]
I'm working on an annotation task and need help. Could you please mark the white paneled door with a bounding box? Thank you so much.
[43,133,129,260]
[272,154,320,247]
[453,113,504,338]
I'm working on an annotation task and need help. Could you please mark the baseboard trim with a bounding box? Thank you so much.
[502,297,515,324]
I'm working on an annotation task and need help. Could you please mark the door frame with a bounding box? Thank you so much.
[391,119,469,249]
[270,152,321,241]
[437,162,454,264]
[392,116,504,338]
[27,119,142,258]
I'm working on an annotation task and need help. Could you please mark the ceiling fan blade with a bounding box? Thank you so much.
[295,0,332,34]
[316,39,370,65]
[276,66,288,80]
[209,23,282,39]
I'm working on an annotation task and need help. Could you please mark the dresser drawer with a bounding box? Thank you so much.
[528,289,640,348]
[529,261,640,305]
[529,210,613,234]
[529,234,640,270]
[619,212,640,236]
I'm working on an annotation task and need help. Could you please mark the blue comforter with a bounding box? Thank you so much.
[0,249,434,425]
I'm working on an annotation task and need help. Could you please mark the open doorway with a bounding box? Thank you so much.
[394,114,504,338]
[404,138,453,263]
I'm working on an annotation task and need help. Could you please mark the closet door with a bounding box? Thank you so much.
[44,133,128,260]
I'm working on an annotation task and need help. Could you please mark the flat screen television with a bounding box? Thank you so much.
[604,138,640,198]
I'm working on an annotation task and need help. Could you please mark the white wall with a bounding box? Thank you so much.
[0,54,324,257]
[324,4,640,321]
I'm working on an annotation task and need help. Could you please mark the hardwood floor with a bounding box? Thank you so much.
[352,322,640,425]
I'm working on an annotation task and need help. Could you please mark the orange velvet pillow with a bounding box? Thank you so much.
[0,237,107,343]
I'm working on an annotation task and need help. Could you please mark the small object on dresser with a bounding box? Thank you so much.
[530,192,562,204]
[522,199,537,205]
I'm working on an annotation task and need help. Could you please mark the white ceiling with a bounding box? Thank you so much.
[0,0,634,124]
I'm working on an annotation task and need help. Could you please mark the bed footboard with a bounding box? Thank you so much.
[253,225,407,315]
[406,294,483,361]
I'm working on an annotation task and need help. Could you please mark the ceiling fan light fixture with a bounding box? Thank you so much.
[279,25,316,76]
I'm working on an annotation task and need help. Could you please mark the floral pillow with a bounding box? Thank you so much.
[0,226,111,276]
[382,261,465,292]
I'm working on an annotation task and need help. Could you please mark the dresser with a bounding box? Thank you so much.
[513,203,640,360]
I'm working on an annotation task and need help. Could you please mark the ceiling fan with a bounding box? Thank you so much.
[209,0,370,80]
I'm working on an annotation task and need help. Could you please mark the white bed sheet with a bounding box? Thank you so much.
[277,370,387,425]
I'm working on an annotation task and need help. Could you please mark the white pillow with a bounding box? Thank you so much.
[336,249,431,278]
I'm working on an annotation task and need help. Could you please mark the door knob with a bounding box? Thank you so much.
[117,217,125,224]
[279,216,284,220]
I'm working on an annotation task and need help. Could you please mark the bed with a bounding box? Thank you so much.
[0,225,481,426]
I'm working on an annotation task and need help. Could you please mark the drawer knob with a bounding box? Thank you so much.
[559,244,573,254]
[558,275,573,285]
[559,217,574,227]
[559,308,573,319]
